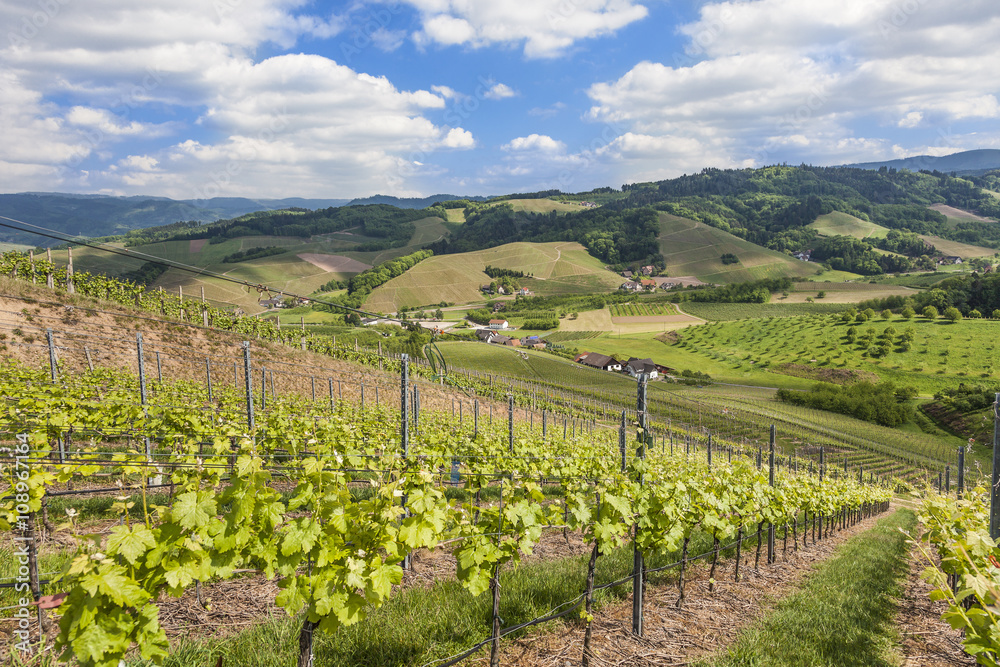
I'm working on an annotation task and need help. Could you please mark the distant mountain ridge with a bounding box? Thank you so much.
[0,192,357,246]
[346,194,490,208]
[840,149,1000,175]
[0,191,492,247]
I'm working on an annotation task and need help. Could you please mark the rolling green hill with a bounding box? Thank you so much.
[658,213,817,282]
[808,211,993,259]
[362,241,622,311]
[59,216,449,313]
[809,212,890,239]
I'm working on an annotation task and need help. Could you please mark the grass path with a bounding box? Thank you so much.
[707,508,916,667]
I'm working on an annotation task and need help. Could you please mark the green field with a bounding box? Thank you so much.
[657,213,817,283]
[54,216,450,313]
[674,312,1000,396]
[809,211,993,259]
[779,281,918,304]
[609,302,677,317]
[362,241,622,311]
[544,330,604,342]
[810,211,890,239]
[492,198,585,214]
[679,302,853,321]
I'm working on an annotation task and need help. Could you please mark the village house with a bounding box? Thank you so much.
[640,265,655,276]
[488,319,510,330]
[624,357,659,379]
[640,278,657,291]
[476,329,499,342]
[258,296,285,309]
[620,281,642,292]
[622,270,633,279]
[574,352,622,372]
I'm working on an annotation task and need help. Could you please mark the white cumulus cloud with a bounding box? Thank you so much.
[503,134,566,153]
[407,0,649,58]
[483,83,518,100]
[585,0,1000,176]
[0,0,475,197]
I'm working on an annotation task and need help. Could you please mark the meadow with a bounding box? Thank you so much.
[657,213,817,283]
[673,311,1000,396]
[808,210,994,259]
[52,216,451,314]
[362,241,622,311]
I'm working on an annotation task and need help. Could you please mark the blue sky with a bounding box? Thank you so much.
[1,0,999,200]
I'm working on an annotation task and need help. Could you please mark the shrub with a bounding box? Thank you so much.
[922,305,939,319]
[944,307,962,323]
[880,309,892,319]
[969,309,982,318]
[901,306,915,319]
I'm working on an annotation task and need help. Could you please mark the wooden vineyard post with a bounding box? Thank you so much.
[619,410,626,472]
[632,373,647,637]
[298,618,317,667]
[329,378,335,412]
[206,358,213,402]
[66,246,74,294]
[767,425,775,564]
[507,395,514,454]
[990,396,1000,540]
[242,342,255,430]
[400,355,411,571]
[136,333,155,486]
[958,447,965,499]
[260,368,267,412]
[582,539,600,667]
[44,328,58,382]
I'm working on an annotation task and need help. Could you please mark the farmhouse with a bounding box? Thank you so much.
[640,278,657,291]
[624,357,659,379]
[259,297,285,309]
[488,319,509,330]
[620,281,642,292]
[575,352,622,372]
[940,256,963,265]
[622,270,633,279]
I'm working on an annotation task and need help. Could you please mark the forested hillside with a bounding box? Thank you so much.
[607,166,1000,252]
